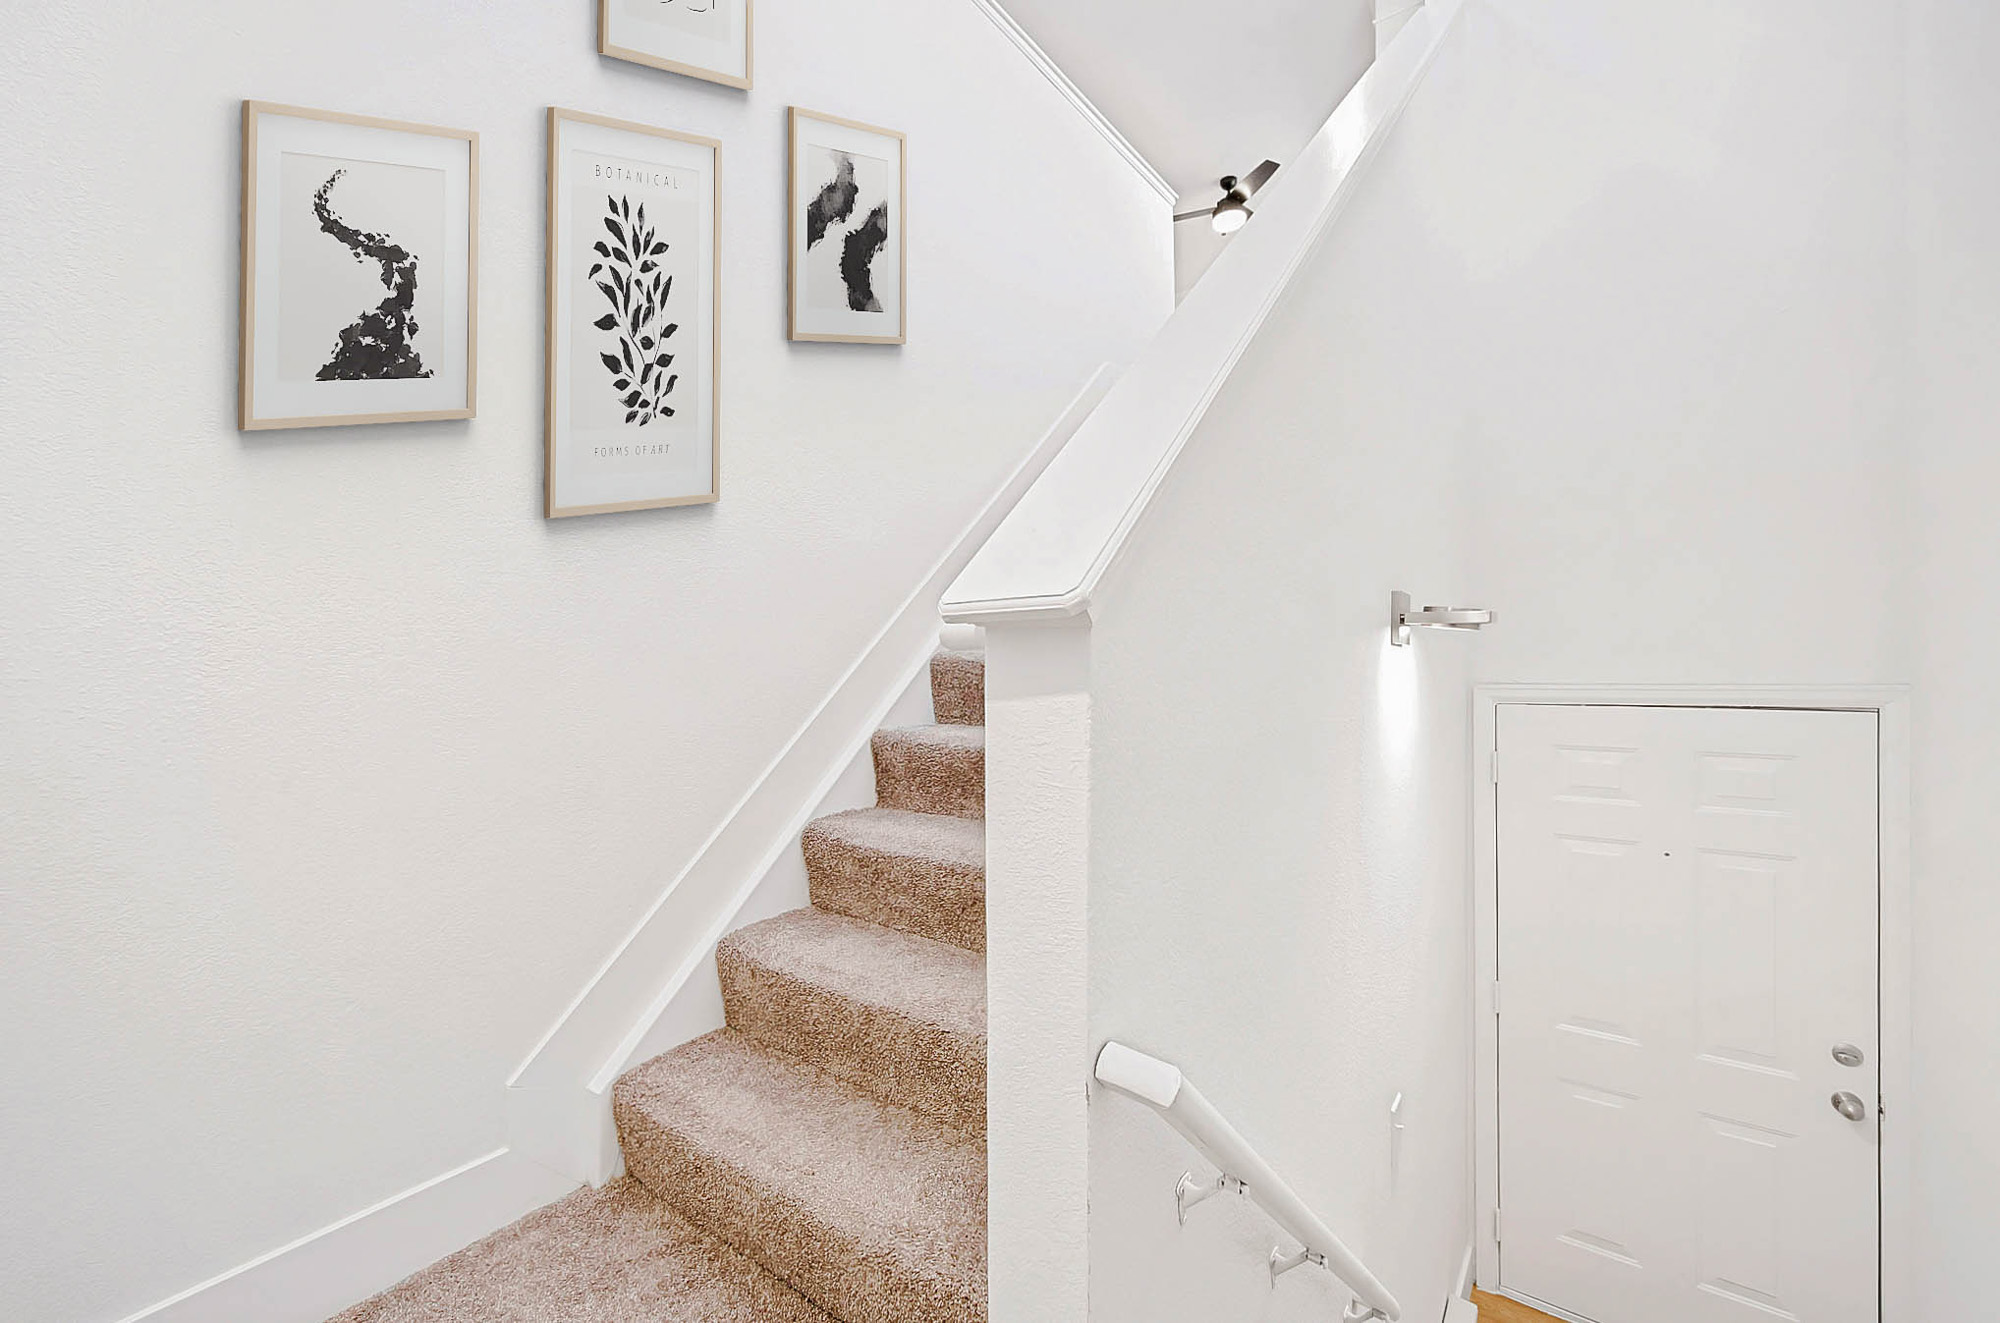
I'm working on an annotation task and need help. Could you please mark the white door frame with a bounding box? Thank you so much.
[1470,684,1912,1322]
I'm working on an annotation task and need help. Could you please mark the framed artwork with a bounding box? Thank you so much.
[600,0,753,90]
[546,108,720,517]
[239,101,477,431]
[788,108,906,345]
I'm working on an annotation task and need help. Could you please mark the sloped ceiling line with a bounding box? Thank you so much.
[967,0,1179,205]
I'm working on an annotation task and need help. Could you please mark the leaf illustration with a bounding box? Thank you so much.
[589,192,685,426]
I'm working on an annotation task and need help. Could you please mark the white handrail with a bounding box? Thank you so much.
[1094,1041,1403,1322]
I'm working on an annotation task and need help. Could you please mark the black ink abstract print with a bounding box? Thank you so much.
[311,169,433,381]
[805,152,859,249]
[841,203,889,313]
[803,146,891,316]
[590,195,678,426]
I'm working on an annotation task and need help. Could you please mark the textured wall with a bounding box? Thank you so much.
[0,2,1170,1318]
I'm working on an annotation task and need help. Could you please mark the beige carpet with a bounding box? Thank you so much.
[330,1179,835,1322]
[335,650,988,1322]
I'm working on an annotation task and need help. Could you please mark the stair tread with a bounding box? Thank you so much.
[615,1029,986,1323]
[722,908,985,1044]
[806,806,985,872]
[871,725,985,822]
[876,723,984,752]
[803,809,986,953]
[331,1177,836,1323]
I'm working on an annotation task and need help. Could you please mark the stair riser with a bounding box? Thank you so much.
[930,651,984,726]
[718,945,985,1136]
[872,733,983,820]
[616,1096,983,1323]
[804,825,986,953]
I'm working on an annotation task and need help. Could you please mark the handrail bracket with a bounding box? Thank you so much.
[1175,1170,1245,1225]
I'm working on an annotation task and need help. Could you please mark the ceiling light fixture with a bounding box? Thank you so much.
[1174,160,1280,236]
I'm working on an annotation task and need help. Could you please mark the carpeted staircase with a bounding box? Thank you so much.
[334,648,987,1322]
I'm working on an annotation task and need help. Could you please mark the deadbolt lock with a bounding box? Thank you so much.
[1831,1043,1865,1068]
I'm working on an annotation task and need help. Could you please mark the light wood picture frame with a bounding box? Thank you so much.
[599,0,753,90]
[239,101,477,431]
[788,108,906,345]
[545,108,721,518]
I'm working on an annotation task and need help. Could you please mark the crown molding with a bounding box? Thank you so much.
[967,0,1178,205]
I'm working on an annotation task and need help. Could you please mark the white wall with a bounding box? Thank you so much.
[1449,0,1909,689]
[1907,1,2000,1315]
[1074,0,1936,1315]
[1080,34,1484,1318]
[0,2,1170,1318]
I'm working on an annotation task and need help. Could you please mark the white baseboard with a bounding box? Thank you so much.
[116,1148,577,1323]
[1454,1242,1474,1299]
[505,366,1119,1187]
[1442,1296,1479,1323]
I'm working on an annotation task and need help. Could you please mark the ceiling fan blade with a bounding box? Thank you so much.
[1240,159,1281,196]
[1172,208,1213,223]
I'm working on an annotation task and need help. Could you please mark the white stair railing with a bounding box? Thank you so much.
[1094,1041,1403,1323]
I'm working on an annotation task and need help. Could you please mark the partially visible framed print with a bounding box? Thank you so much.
[600,0,753,90]
[546,108,720,518]
[240,102,477,430]
[788,108,906,345]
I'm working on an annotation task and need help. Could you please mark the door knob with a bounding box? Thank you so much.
[1831,1091,1868,1122]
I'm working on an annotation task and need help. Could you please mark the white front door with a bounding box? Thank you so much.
[1495,704,1878,1323]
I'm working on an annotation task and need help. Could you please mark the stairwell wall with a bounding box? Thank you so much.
[0,3,1170,1320]
[1078,29,1485,1319]
[1074,0,1923,1316]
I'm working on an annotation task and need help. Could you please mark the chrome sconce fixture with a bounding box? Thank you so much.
[1390,590,1494,646]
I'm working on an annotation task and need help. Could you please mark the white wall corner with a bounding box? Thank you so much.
[504,1083,624,1191]
[964,0,1176,205]
[984,619,1095,1321]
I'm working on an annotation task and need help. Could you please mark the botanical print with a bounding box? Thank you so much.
[566,149,699,439]
[804,145,890,314]
[277,152,444,385]
[588,195,679,426]
[310,169,431,380]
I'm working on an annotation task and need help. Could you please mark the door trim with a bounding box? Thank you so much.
[1470,684,1912,1323]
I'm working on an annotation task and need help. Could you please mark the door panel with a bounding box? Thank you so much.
[1496,705,1878,1323]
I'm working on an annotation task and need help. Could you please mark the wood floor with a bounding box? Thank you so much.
[1472,1288,1568,1323]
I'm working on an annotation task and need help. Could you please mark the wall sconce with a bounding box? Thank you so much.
[1390,590,1494,646]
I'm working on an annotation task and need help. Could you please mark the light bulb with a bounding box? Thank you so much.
[1211,200,1250,235]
